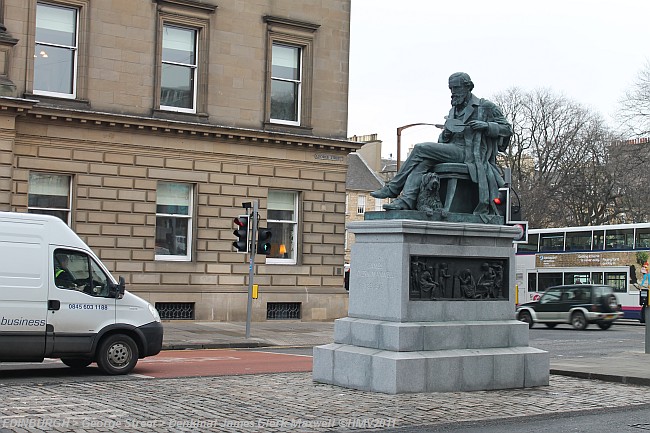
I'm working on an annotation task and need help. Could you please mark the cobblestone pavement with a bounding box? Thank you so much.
[2,373,650,433]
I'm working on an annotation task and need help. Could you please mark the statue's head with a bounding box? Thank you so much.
[448,72,474,90]
[449,72,473,107]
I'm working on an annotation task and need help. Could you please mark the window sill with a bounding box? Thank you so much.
[25,93,91,110]
[154,255,191,262]
[152,109,210,123]
[263,121,313,135]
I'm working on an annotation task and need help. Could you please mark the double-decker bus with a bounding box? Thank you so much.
[514,223,650,322]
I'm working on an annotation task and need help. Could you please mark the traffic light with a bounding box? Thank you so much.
[256,228,272,255]
[510,203,522,222]
[233,215,249,253]
[508,220,529,244]
[493,187,510,221]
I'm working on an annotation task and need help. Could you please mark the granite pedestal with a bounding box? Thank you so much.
[313,219,549,394]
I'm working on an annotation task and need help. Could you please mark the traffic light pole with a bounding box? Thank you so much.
[245,200,258,339]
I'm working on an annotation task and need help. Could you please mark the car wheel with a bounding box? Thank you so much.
[61,358,92,369]
[518,311,534,329]
[571,311,588,330]
[545,323,557,329]
[597,322,612,330]
[96,334,138,375]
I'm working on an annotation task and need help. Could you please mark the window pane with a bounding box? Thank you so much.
[28,173,70,208]
[637,228,650,249]
[267,191,297,261]
[357,195,366,214]
[267,221,293,259]
[604,272,626,292]
[36,3,76,46]
[28,208,69,222]
[539,234,564,251]
[565,231,591,251]
[54,249,88,290]
[156,182,190,215]
[271,79,298,121]
[517,233,538,253]
[272,44,299,80]
[162,26,196,64]
[593,230,604,250]
[527,273,537,292]
[268,191,295,211]
[538,273,562,292]
[605,229,633,250]
[155,216,188,255]
[34,43,74,94]
[161,64,194,109]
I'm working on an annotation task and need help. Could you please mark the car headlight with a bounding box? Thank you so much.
[148,303,161,322]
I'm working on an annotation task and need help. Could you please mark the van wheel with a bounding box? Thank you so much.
[61,358,92,369]
[97,334,138,375]
[571,311,588,330]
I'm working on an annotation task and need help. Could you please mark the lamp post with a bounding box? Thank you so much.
[396,123,438,171]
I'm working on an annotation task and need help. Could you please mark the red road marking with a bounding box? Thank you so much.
[133,349,312,379]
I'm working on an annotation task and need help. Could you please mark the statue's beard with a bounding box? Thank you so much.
[451,93,468,107]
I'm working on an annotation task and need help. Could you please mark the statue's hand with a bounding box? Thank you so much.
[467,120,488,131]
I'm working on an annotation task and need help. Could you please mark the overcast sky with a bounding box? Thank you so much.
[347,0,650,158]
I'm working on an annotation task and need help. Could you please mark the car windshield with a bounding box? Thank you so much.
[540,287,562,303]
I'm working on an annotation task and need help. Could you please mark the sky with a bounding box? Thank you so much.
[347,0,650,158]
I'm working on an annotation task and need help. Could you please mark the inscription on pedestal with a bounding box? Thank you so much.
[410,256,508,301]
[357,263,396,291]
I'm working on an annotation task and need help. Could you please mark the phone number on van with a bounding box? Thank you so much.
[69,304,109,311]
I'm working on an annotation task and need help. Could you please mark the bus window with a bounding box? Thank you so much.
[636,228,650,249]
[566,231,591,251]
[539,233,564,252]
[593,230,604,250]
[517,233,539,253]
[605,229,633,250]
[538,272,562,292]
[591,272,603,284]
[564,273,589,285]
[604,272,626,292]
[527,273,537,292]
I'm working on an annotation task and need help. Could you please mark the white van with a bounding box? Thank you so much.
[0,212,163,375]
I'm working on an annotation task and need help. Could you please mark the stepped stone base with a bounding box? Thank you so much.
[313,317,549,393]
[312,220,550,394]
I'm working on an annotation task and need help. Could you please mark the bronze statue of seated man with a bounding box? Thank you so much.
[371,72,512,216]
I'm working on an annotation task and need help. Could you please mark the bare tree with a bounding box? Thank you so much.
[617,60,650,138]
[493,88,638,228]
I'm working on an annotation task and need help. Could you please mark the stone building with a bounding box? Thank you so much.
[0,0,358,321]
[344,134,388,264]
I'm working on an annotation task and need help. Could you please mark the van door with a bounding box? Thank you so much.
[0,228,48,361]
[47,248,116,357]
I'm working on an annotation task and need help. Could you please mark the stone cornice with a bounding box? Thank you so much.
[0,97,361,152]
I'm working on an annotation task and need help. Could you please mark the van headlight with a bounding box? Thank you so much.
[148,303,161,322]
